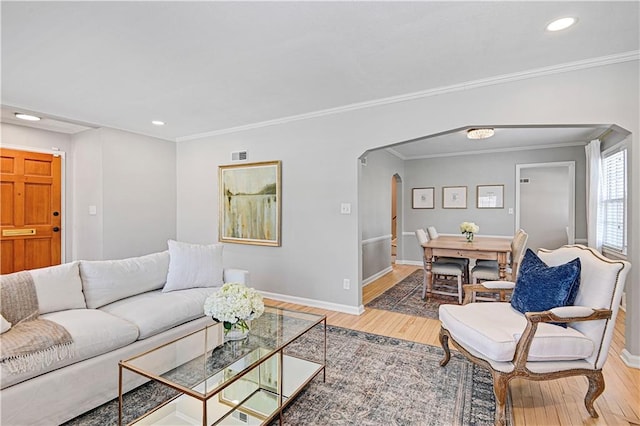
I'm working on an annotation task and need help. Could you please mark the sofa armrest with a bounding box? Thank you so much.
[223,269,250,285]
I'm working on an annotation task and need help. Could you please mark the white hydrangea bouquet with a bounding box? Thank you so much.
[204,283,265,339]
[460,221,479,242]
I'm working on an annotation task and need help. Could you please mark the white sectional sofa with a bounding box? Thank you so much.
[0,242,248,425]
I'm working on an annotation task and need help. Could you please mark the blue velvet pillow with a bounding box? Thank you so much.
[510,249,581,325]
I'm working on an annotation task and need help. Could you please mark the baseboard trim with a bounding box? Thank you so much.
[363,266,393,286]
[621,349,640,369]
[260,291,365,316]
[396,260,422,267]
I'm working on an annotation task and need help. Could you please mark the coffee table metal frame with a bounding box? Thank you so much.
[118,306,327,426]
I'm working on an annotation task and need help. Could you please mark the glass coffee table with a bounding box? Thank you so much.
[118,306,326,425]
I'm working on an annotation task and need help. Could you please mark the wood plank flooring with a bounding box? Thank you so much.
[265,264,640,426]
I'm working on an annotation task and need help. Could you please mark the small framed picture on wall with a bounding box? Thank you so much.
[412,187,435,209]
[477,184,504,209]
[442,186,467,209]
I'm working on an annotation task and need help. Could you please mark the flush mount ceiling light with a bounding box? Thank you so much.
[467,128,495,140]
[151,120,165,126]
[546,17,577,32]
[15,112,41,121]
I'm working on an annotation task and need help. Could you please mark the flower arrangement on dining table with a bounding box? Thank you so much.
[204,282,265,337]
[460,221,479,242]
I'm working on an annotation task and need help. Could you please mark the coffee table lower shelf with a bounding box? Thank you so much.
[130,354,324,425]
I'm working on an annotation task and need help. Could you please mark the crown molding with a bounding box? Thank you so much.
[387,141,587,160]
[177,51,639,142]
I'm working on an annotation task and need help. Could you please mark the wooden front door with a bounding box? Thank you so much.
[1,148,62,273]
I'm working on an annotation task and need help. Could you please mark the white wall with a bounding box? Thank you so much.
[72,128,176,260]
[360,149,405,282]
[176,60,639,355]
[0,123,75,262]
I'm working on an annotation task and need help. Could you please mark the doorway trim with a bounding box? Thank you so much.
[515,161,575,244]
[1,144,67,263]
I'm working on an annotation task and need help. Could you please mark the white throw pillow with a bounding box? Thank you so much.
[163,240,224,292]
[80,251,170,309]
[1,314,11,334]
[30,261,86,314]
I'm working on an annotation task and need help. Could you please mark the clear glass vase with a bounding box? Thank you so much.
[223,320,250,341]
[464,232,474,243]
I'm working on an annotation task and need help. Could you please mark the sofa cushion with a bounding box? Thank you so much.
[100,288,215,339]
[80,251,170,309]
[1,309,139,389]
[29,261,86,314]
[163,240,224,292]
[439,302,594,362]
[511,249,581,320]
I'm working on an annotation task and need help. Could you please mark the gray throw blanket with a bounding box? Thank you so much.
[0,271,74,374]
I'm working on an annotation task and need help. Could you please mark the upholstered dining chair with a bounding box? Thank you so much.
[426,225,470,282]
[415,229,465,303]
[439,244,631,425]
[471,229,528,286]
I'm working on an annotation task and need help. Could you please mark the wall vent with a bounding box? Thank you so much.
[231,150,247,161]
[520,178,530,184]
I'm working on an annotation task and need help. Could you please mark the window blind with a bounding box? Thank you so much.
[601,149,626,253]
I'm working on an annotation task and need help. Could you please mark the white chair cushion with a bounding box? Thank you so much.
[1,309,139,388]
[432,262,463,275]
[100,288,214,339]
[439,302,594,362]
[80,251,170,309]
[29,262,86,314]
[163,240,224,292]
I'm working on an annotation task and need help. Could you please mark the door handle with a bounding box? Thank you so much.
[53,227,60,232]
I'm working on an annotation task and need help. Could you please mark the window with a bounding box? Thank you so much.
[601,146,627,254]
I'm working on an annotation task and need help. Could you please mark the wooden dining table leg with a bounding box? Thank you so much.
[497,251,508,280]
[423,247,433,298]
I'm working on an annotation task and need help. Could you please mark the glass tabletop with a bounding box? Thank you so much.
[120,306,325,399]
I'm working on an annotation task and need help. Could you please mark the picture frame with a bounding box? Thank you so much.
[219,160,281,246]
[442,186,467,209]
[477,184,504,209]
[412,187,435,209]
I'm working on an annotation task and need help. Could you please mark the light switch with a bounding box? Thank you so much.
[340,203,351,214]
[508,208,513,215]
[88,205,97,216]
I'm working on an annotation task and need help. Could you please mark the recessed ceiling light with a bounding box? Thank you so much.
[467,128,495,140]
[15,112,41,121]
[546,17,577,32]
[151,120,165,126]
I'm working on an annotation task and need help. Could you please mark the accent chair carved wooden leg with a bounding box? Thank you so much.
[491,370,509,426]
[585,370,605,418]
[439,327,451,367]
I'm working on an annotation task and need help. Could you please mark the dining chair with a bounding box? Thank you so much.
[426,226,470,282]
[415,229,465,303]
[471,229,528,285]
[439,244,631,425]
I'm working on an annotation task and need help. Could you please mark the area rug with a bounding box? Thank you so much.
[64,325,508,425]
[366,269,461,319]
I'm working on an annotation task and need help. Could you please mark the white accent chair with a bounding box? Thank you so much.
[415,229,465,303]
[439,245,631,425]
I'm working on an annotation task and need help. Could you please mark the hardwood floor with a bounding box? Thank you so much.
[266,264,640,425]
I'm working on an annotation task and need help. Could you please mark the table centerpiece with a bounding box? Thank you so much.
[204,282,265,341]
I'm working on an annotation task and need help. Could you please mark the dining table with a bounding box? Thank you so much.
[421,235,512,295]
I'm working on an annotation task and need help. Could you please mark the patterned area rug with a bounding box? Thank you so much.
[366,269,462,318]
[65,325,506,425]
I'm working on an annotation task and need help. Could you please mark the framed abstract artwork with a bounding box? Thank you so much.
[219,161,281,246]
[477,184,504,209]
[442,186,467,209]
[412,187,435,209]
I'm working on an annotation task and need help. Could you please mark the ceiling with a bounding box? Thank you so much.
[1,2,638,156]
